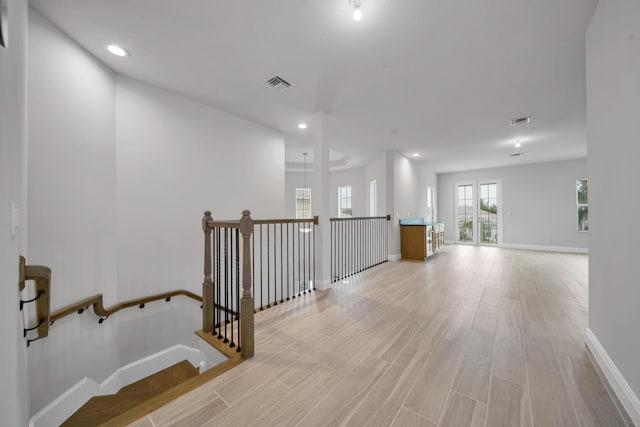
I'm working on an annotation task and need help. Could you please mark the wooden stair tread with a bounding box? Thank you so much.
[61,360,198,427]
[118,359,198,395]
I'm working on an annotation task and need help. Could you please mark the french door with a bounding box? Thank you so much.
[455,181,500,246]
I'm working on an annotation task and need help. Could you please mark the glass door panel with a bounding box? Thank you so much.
[479,182,498,245]
[456,184,474,243]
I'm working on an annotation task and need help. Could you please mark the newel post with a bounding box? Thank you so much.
[239,210,255,358]
[202,211,214,333]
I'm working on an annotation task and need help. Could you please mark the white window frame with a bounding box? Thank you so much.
[576,179,588,232]
[338,186,352,218]
[370,180,377,216]
[454,180,502,246]
[295,188,312,219]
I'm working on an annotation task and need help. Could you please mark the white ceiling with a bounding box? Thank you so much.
[31,0,597,173]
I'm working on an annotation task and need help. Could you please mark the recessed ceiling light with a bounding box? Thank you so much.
[107,44,129,57]
[412,153,420,157]
[515,141,522,148]
[353,7,362,21]
[298,123,308,129]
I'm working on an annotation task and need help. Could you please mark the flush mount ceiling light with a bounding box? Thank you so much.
[515,141,522,148]
[351,0,364,21]
[298,123,308,129]
[412,153,420,157]
[107,44,129,57]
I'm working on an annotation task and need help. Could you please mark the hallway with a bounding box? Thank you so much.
[132,246,630,427]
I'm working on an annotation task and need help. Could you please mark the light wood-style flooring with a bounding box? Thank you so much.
[130,246,632,427]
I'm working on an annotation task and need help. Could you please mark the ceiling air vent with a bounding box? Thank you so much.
[509,116,532,126]
[510,152,524,157]
[264,76,293,93]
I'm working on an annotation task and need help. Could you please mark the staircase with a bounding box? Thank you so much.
[62,360,199,426]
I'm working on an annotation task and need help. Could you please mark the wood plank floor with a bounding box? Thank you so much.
[130,246,632,427]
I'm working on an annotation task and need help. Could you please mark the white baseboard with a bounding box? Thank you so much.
[500,243,588,254]
[29,344,215,427]
[585,328,640,426]
[388,253,401,261]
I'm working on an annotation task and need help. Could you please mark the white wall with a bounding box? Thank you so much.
[284,167,367,219]
[285,171,308,218]
[365,152,388,217]
[438,159,588,250]
[587,0,640,406]
[25,11,287,415]
[115,76,285,362]
[115,76,285,302]
[394,154,427,221]
[27,9,120,414]
[330,168,366,218]
[390,153,432,256]
[0,0,29,425]
[421,167,438,222]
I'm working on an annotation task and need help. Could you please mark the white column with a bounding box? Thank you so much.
[386,151,400,260]
[312,112,332,290]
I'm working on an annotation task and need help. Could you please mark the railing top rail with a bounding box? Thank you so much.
[330,215,391,222]
[206,219,241,229]
[207,216,319,227]
[254,216,319,225]
[49,289,202,323]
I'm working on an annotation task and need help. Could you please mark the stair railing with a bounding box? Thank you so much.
[202,210,255,359]
[18,253,202,347]
[330,215,391,283]
[252,216,318,311]
[202,211,319,359]
[49,290,202,325]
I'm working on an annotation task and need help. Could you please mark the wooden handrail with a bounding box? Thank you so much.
[254,216,319,225]
[206,219,241,228]
[19,256,51,339]
[207,216,319,228]
[330,215,391,222]
[50,290,202,323]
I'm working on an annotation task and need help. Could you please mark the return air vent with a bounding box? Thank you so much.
[510,152,524,157]
[264,76,293,93]
[510,116,532,126]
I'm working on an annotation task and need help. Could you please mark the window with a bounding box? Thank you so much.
[370,180,377,216]
[295,188,311,219]
[426,186,435,222]
[479,183,498,243]
[338,186,352,218]
[577,179,588,231]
